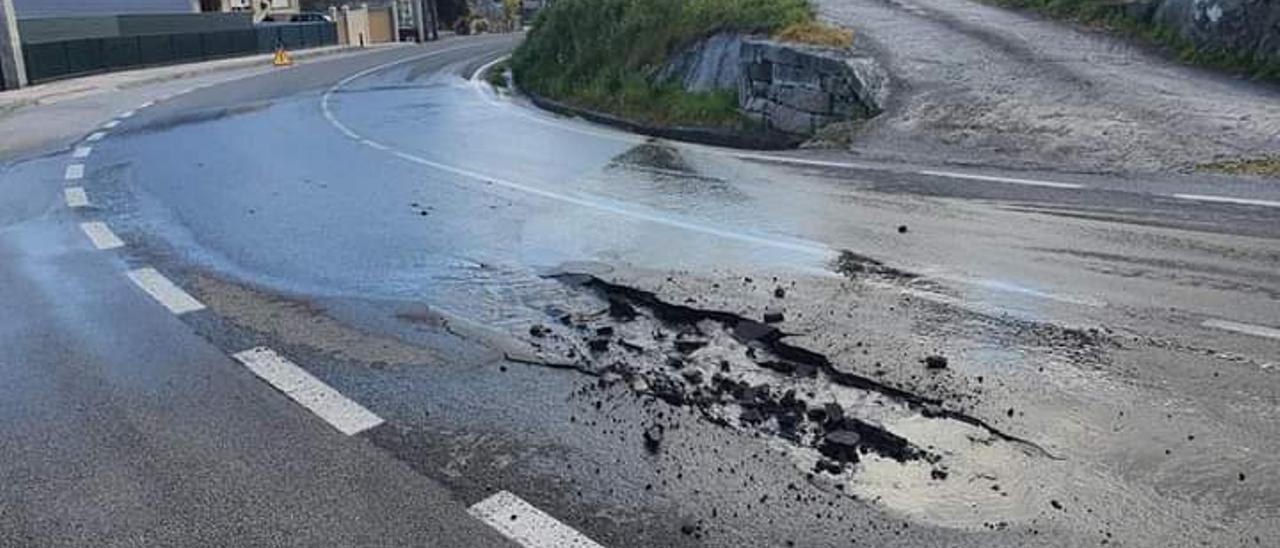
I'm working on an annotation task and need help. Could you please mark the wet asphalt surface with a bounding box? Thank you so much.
[2,34,1278,547]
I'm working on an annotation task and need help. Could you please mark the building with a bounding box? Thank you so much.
[198,0,300,22]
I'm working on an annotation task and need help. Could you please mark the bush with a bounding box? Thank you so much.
[511,0,816,127]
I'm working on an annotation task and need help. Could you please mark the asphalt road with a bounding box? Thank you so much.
[1,33,1277,547]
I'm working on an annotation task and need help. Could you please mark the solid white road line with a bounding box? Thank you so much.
[469,491,605,548]
[138,100,155,109]
[1173,194,1280,209]
[918,170,1086,189]
[1203,319,1280,341]
[118,110,136,119]
[64,187,90,208]
[85,131,107,142]
[730,152,883,172]
[102,120,120,129]
[470,55,508,85]
[73,145,92,159]
[64,164,84,180]
[126,267,206,315]
[232,347,384,436]
[79,222,123,249]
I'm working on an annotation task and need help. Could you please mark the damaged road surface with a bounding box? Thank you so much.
[537,273,1056,467]
[8,28,1278,548]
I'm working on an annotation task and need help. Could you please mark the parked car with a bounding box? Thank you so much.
[290,12,332,23]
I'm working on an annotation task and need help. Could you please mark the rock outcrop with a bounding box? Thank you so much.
[656,33,746,93]
[1128,0,1280,65]
[657,33,887,136]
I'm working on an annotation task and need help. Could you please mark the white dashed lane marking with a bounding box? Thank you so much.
[73,146,92,158]
[126,267,206,315]
[1173,194,1280,209]
[232,347,384,436]
[64,164,84,180]
[469,491,605,548]
[79,222,123,249]
[1203,319,1280,341]
[85,131,106,142]
[918,170,1087,189]
[64,187,89,208]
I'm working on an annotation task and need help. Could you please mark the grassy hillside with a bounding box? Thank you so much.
[986,0,1280,81]
[510,0,818,127]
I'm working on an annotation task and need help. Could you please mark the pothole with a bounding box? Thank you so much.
[509,272,1065,527]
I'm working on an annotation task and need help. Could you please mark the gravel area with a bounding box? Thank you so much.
[814,0,1280,174]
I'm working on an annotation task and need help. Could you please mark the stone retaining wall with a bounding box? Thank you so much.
[737,39,886,135]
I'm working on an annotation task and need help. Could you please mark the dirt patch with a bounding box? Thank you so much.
[1197,156,1280,179]
[834,249,919,282]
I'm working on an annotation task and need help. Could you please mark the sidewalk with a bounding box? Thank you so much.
[0,43,408,161]
[0,43,404,115]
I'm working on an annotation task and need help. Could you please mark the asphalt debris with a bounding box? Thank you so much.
[644,424,665,454]
[923,355,949,370]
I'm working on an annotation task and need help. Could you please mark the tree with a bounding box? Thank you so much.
[502,0,520,31]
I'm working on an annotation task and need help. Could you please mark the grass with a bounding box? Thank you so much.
[484,59,510,89]
[983,0,1280,82]
[510,0,820,128]
[774,21,853,48]
[1197,156,1280,179]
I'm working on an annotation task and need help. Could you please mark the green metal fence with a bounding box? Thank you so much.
[23,22,337,84]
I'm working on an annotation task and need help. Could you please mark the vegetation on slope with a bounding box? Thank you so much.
[984,0,1280,82]
[1197,156,1280,179]
[510,0,845,128]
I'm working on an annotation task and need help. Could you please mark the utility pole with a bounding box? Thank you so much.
[412,0,426,42]
[427,0,439,41]
[0,0,25,90]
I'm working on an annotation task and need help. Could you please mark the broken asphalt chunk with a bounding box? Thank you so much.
[643,424,664,453]
[923,355,949,369]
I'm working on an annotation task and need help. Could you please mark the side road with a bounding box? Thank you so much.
[815,0,1280,174]
[0,43,407,161]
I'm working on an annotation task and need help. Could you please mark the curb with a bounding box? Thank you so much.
[520,88,804,151]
